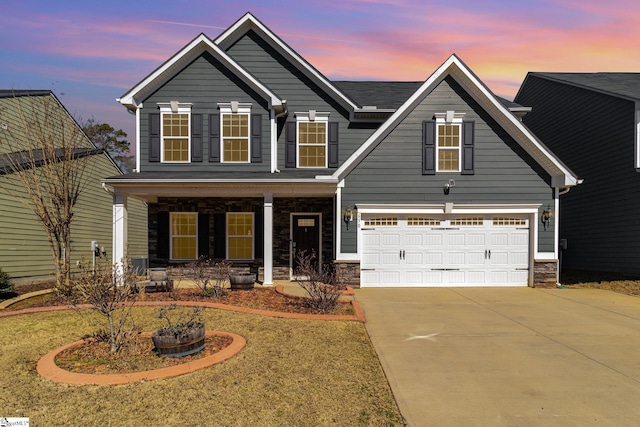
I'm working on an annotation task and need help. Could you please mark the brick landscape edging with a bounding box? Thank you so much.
[37,331,245,385]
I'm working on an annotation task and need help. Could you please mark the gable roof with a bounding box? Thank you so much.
[332,54,580,189]
[215,12,362,116]
[117,33,285,112]
[0,90,123,173]
[517,73,640,102]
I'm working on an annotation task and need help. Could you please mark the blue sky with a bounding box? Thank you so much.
[3,0,639,156]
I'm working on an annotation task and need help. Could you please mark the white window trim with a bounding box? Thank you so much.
[158,102,192,163]
[434,111,466,173]
[226,212,255,260]
[169,212,198,261]
[295,111,330,168]
[219,102,252,164]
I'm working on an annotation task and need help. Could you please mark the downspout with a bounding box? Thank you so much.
[134,106,141,173]
[271,101,288,173]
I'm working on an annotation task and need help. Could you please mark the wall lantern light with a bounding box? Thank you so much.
[343,206,354,230]
[443,179,456,195]
[541,204,554,230]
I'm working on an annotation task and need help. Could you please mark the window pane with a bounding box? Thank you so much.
[438,150,459,171]
[164,139,189,162]
[299,146,326,167]
[223,139,248,162]
[298,122,327,167]
[438,125,459,147]
[164,114,188,137]
[228,213,253,260]
[170,213,197,260]
[222,113,249,162]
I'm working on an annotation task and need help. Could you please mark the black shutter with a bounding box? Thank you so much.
[191,114,203,162]
[254,213,264,259]
[328,122,339,168]
[198,213,210,258]
[149,113,161,162]
[209,114,220,162]
[285,121,296,168]
[461,121,475,175]
[213,213,226,259]
[250,114,262,163]
[422,120,436,175]
[156,211,170,259]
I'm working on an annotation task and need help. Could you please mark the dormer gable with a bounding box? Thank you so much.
[117,33,284,113]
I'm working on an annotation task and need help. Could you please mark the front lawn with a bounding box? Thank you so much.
[0,307,404,426]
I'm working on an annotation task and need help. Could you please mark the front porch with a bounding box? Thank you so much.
[116,196,337,285]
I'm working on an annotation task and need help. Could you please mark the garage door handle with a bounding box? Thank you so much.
[431,268,460,271]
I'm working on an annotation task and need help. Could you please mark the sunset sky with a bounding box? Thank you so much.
[2,0,639,155]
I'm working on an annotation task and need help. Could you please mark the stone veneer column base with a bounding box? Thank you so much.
[533,260,558,288]
[334,260,361,288]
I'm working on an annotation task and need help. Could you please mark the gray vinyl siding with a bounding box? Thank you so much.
[516,75,640,274]
[139,52,271,172]
[225,30,379,169]
[341,76,555,253]
[0,153,147,280]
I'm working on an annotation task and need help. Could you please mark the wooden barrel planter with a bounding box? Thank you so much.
[151,323,205,358]
[229,273,256,290]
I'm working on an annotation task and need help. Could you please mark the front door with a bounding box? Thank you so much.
[291,214,321,275]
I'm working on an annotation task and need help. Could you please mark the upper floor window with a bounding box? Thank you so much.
[285,112,338,169]
[437,124,461,172]
[219,102,251,163]
[423,111,474,175]
[298,121,327,167]
[158,102,192,163]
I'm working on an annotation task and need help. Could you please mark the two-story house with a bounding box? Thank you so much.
[103,13,579,287]
[516,72,640,276]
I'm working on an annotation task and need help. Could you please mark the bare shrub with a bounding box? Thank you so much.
[294,250,346,312]
[70,258,140,354]
[184,257,230,298]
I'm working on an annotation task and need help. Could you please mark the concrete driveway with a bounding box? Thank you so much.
[355,287,640,426]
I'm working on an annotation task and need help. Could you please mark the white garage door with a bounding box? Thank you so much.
[361,215,529,287]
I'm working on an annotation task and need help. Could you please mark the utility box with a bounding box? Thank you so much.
[132,257,148,276]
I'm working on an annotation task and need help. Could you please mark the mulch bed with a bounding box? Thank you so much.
[55,334,233,375]
[3,284,354,316]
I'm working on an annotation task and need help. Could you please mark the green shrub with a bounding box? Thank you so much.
[0,268,14,294]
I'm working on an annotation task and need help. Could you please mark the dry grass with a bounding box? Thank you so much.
[0,307,404,426]
[561,270,640,296]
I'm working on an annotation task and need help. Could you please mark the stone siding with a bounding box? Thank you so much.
[148,197,334,274]
[533,260,558,288]
[334,260,361,288]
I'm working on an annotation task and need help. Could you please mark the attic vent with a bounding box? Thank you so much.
[1,123,7,130]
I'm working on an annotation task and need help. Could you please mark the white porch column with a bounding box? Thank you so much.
[112,192,128,273]
[263,193,274,286]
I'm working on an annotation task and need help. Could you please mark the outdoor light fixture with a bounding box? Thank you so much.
[443,179,456,195]
[541,204,554,230]
[343,206,354,230]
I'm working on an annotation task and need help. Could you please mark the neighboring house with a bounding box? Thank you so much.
[104,12,579,288]
[516,73,640,276]
[0,90,147,284]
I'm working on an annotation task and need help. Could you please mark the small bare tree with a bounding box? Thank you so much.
[294,250,346,312]
[71,258,140,354]
[185,257,231,298]
[0,92,96,295]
